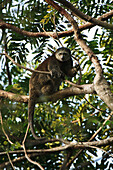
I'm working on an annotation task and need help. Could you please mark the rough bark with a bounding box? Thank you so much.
[0,84,94,103]
[46,0,113,111]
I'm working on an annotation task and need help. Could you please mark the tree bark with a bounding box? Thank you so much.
[0,84,94,103]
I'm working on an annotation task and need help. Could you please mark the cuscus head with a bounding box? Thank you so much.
[55,47,71,62]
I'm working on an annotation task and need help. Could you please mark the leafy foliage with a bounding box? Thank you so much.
[0,0,113,169]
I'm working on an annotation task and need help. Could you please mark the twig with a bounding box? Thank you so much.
[74,145,113,169]
[53,13,63,47]
[22,143,44,170]
[0,111,14,145]
[3,29,12,85]
[22,124,30,144]
[7,152,15,170]
[41,20,63,47]
[66,111,113,168]
[87,145,113,159]
[89,111,113,141]
[84,97,106,113]
[0,53,50,75]
[64,79,83,88]
[22,124,44,170]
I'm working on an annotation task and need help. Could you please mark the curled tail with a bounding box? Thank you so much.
[28,95,45,140]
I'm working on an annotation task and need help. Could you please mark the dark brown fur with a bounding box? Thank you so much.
[28,48,79,140]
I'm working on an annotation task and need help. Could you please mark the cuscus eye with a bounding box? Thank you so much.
[59,53,63,55]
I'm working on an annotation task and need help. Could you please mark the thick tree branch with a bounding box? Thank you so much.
[57,0,113,30]
[45,0,102,69]
[0,10,113,38]
[1,136,113,168]
[46,0,113,110]
[0,84,94,103]
[0,137,113,155]
[0,90,29,103]
[94,74,113,110]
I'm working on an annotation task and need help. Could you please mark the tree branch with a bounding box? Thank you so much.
[46,0,113,111]
[0,84,94,103]
[56,0,113,30]
[3,34,12,85]
[0,10,113,38]
[0,137,113,155]
[0,90,29,103]
[67,111,113,168]
[1,136,113,168]
[0,111,14,145]
[1,53,50,75]
[6,153,15,170]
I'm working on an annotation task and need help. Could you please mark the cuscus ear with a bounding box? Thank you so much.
[56,47,71,55]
